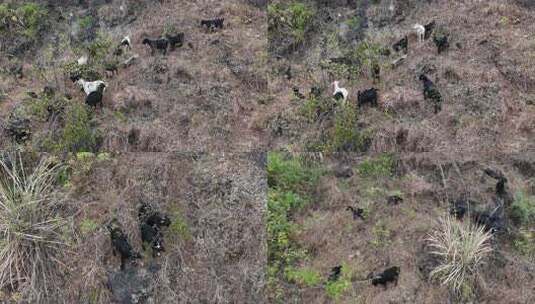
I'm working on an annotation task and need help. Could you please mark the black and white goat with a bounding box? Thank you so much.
[76,79,107,108]
[201,18,224,31]
[138,203,171,257]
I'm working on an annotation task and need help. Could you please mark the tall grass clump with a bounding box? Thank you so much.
[426,217,493,293]
[0,154,69,302]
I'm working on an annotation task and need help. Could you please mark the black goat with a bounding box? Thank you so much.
[433,33,449,54]
[328,266,342,282]
[419,74,442,114]
[393,36,408,54]
[371,266,400,289]
[310,86,322,98]
[387,195,403,205]
[138,203,171,257]
[472,202,505,233]
[166,33,185,51]
[140,222,165,257]
[346,206,365,220]
[201,18,224,31]
[107,221,141,270]
[484,168,512,205]
[357,88,379,107]
[424,21,436,40]
[85,83,105,108]
[142,38,169,55]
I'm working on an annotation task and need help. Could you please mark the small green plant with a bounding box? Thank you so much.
[268,2,314,46]
[284,266,321,287]
[371,220,391,248]
[169,210,191,240]
[357,154,395,178]
[78,16,93,30]
[0,3,48,39]
[510,191,535,226]
[427,217,493,293]
[325,265,352,300]
[327,102,364,152]
[0,153,69,301]
[79,219,98,235]
[267,152,322,193]
[58,102,99,153]
[85,32,113,63]
[513,230,535,261]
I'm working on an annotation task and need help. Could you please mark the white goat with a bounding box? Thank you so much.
[77,55,88,65]
[413,24,425,43]
[76,79,107,95]
[332,81,348,103]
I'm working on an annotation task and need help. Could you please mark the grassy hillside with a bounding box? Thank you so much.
[0,0,267,152]
[0,152,266,303]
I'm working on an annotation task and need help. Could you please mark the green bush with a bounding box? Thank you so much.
[267,152,322,192]
[329,103,359,151]
[284,266,321,287]
[79,219,98,235]
[169,210,191,241]
[57,102,99,153]
[513,230,535,261]
[325,265,352,300]
[0,3,48,39]
[510,192,535,226]
[268,2,315,45]
[357,154,395,178]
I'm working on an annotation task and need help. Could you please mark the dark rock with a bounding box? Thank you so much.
[334,165,353,178]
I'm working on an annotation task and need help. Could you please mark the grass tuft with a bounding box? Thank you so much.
[426,217,493,293]
[0,153,69,301]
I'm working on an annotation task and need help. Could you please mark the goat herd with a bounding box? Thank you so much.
[336,166,513,290]
[292,20,447,116]
[69,18,225,110]
[107,202,172,270]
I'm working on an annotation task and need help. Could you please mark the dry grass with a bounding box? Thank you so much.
[426,216,493,293]
[0,153,70,302]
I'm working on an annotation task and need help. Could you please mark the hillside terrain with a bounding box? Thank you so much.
[0,0,534,303]
[0,0,267,152]
[0,152,266,303]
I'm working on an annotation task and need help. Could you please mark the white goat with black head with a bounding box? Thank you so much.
[76,79,107,108]
[332,81,348,103]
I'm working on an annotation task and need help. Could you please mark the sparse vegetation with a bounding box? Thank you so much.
[268,2,315,51]
[56,102,100,153]
[357,154,395,178]
[0,3,48,39]
[510,191,535,226]
[0,153,70,302]
[169,209,191,241]
[285,266,321,287]
[427,217,493,293]
[267,152,324,302]
[325,265,352,300]
[327,102,369,152]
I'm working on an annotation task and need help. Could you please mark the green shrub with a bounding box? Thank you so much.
[284,266,321,287]
[268,2,315,45]
[513,230,535,261]
[328,102,362,152]
[325,265,351,300]
[78,16,93,30]
[0,3,48,39]
[371,220,391,248]
[510,192,535,226]
[57,102,99,153]
[357,154,395,178]
[85,33,113,63]
[79,219,98,235]
[169,210,191,241]
[267,152,322,193]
